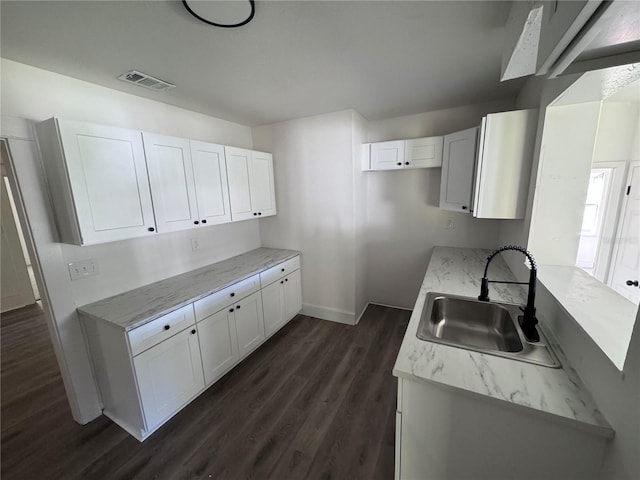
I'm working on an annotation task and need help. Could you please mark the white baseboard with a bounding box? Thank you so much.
[301,303,355,325]
[369,302,413,312]
[354,303,369,325]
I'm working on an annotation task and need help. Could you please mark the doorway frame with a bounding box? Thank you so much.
[1,116,102,424]
[608,161,640,297]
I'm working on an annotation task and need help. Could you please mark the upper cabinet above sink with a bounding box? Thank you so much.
[439,109,538,219]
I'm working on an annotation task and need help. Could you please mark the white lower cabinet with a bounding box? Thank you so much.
[198,290,266,383]
[262,269,302,338]
[262,280,285,338]
[396,378,607,480]
[82,255,301,441]
[198,308,239,386]
[234,291,266,358]
[133,326,204,431]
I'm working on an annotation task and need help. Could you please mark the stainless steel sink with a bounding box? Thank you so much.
[417,292,560,368]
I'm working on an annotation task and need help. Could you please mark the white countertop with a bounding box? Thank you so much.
[78,247,300,331]
[393,246,613,438]
[538,265,637,371]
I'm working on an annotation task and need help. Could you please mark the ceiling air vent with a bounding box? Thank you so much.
[117,70,175,91]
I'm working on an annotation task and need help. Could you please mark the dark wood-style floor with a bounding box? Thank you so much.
[1,302,410,480]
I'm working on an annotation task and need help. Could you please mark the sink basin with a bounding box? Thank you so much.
[417,292,560,368]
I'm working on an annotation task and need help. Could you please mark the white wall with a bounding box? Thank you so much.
[499,73,640,480]
[1,59,260,423]
[528,102,601,266]
[592,102,640,164]
[352,111,369,321]
[364,100,514,308]
[252,110,359,324]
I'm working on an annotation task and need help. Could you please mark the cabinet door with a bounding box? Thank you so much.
[439,127,479,213]
[190,140,231,226]
[250,151,277,217]
[473,110,537,219]
[225,146,254,221]
[405,136,443,168]
[143,133,198,233]
[198,308,239,385]
[55,120,156,244]
[283,269,302,322]
[370,141,405,170]
[133,327,204,432]
[233,291,265,358]
[262,279,284,338]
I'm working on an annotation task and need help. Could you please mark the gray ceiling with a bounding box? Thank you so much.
[1,1,525,127]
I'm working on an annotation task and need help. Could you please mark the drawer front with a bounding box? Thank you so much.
[260,256,301,287]
[194,274,260,322]
[128,304,196,356]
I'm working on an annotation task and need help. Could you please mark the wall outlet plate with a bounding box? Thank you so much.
[68,259,99,281]
[191,238,200,251]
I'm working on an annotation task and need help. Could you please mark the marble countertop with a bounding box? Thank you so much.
[393,247,613,438]
[78,248,300,331]
[537,265,637,371]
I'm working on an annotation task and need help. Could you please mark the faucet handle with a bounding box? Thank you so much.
[478,277,490,301]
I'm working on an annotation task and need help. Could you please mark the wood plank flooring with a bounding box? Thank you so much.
[1,302,410,480]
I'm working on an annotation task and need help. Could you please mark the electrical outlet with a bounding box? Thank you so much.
[191,238,200,251]
[68,259,99,281]
[445,217,455,230]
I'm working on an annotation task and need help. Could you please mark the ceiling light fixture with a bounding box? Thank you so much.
[182,0,255,28]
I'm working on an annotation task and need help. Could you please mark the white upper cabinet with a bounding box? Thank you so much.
[250,151,277,217]
[473,109,538,219]
[440,127,479,213]
[190,140,231,226]
[143,133,198,233]
[370,140,405,170]
[35,118,157,245]
[364,137,443,171]
[143,134,232,232]
[439,109,538,219]
[405,136,443,168]
[225,146,276,221]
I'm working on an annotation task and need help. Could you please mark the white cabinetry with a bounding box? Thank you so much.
[36,118,273,245]
[133,325,204,431]
[198,308,239,385]
[82,304,204,441]
[233,291,265,358]
[405,136,443,168]
[190,140,232,226]
[370,141,405,170]
[225,146,276,221]
[35,118,157,245]
[439,109,538,219]
[82,254,301,441]
[143,133,198,233]
[440,127,479,213]
[262,268,302,338]
[143,133,231,232]
[364,136,443,171]
[396,377,606,480]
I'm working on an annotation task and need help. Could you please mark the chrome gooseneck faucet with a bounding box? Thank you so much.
[478,245,539,342]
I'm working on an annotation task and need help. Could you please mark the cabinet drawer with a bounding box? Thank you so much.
[260,256,301,287]
[194,274,260,322]
[128,304,195,356]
